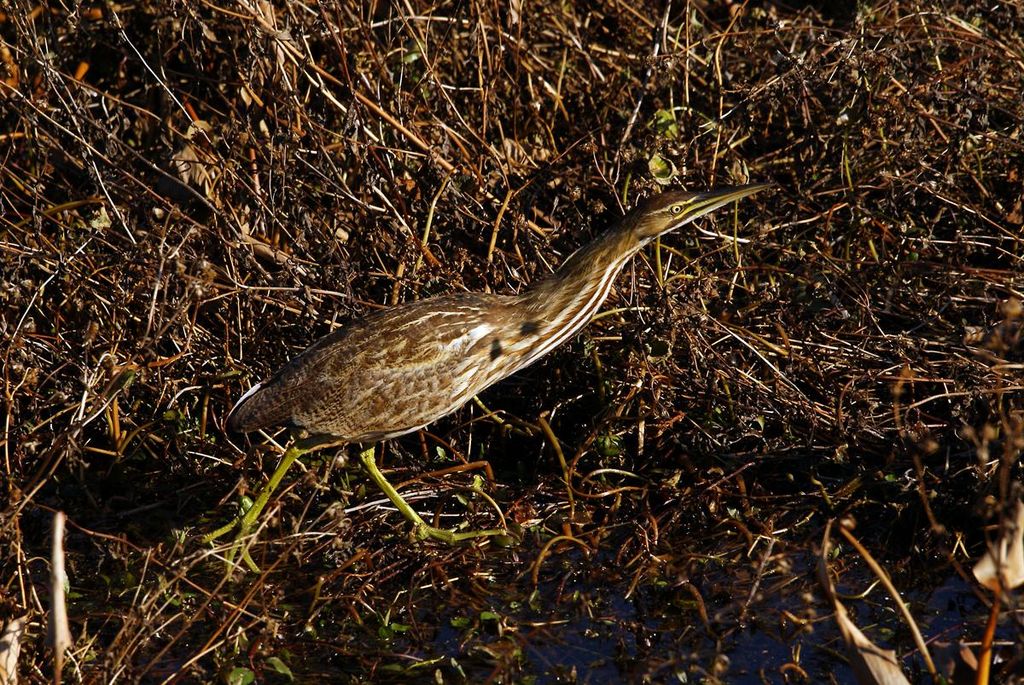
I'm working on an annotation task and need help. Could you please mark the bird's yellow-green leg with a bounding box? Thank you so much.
[357,447,506,544]
[204,437,323,572]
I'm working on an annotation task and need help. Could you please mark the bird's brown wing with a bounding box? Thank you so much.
[227,292,517,442]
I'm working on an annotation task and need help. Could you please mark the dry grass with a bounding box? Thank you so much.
[1,1,1022,682]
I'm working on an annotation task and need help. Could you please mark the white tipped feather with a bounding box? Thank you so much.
[231,381,263,414]
[444,322,493,351]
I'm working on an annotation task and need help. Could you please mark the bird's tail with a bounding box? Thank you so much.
[226,381,293,434]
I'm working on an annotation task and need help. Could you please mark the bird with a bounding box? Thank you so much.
[206,183,771,569]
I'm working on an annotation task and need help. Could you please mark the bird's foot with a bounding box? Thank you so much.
[202,500,263,573]
[358,447,514,546]
[413,523,510,545]
[202,443,311,574]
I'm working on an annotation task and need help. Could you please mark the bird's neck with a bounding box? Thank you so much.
[529,224,646,305]
[508,221,648,369]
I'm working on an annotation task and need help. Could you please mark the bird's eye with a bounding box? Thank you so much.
[670,204,684,215]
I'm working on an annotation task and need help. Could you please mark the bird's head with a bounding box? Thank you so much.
[630,183,772,241]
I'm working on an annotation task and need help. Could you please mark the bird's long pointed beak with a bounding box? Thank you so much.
[682,182,773,225]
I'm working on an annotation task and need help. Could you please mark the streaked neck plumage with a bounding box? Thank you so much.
[507,206,656,372]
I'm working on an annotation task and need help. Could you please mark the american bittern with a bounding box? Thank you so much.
[206,184,770,568]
